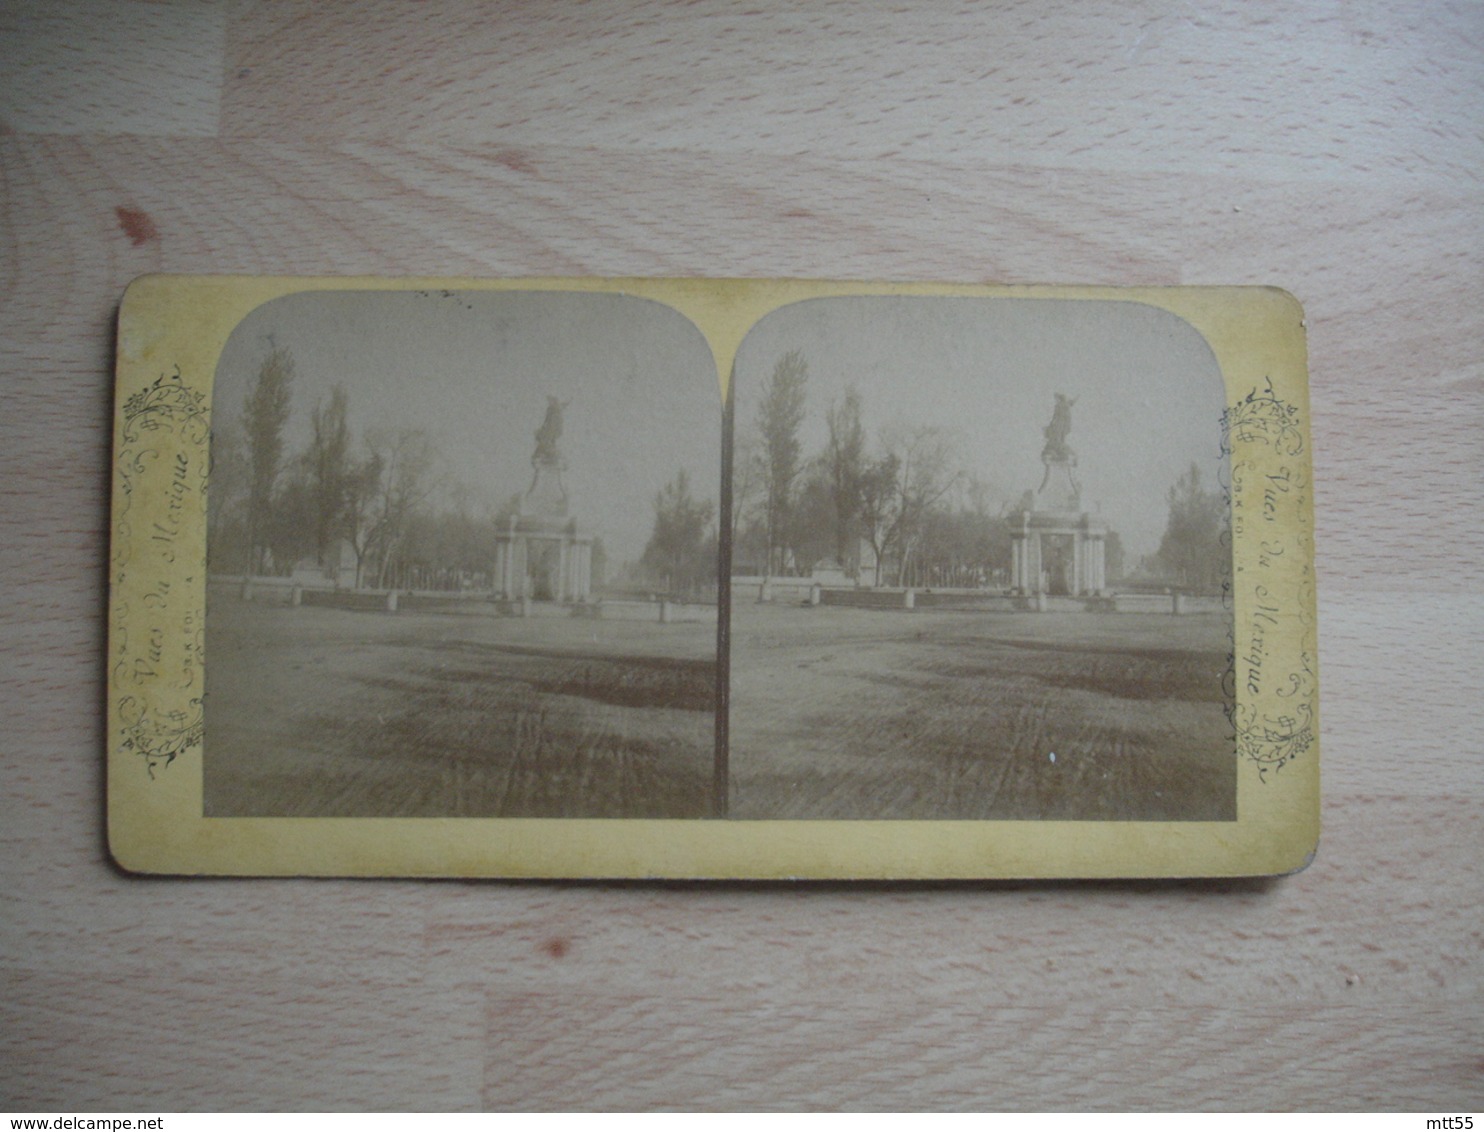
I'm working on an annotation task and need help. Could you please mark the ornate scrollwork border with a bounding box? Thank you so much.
[1221,376,1305,458]
[1224,376,1316,780]
[113,368,209,778]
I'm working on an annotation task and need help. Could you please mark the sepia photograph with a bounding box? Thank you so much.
[203,289,1238,825]
[112,275,1314,878]
[727,297,1235,821]
[203,289,723,818]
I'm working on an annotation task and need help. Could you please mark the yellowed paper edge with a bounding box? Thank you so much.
[108,276,1317,878]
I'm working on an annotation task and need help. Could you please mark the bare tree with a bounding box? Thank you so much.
[344,448,385,590]
[371,429,439,589]
[857,451,901,588]
[342,429,439,589]
[881,424,962,587]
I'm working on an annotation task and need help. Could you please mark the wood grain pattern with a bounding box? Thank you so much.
[1,0,1480,1111]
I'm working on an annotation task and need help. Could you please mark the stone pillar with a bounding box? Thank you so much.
[810,583,822,606]
[1011,536,1025,592]
[1072,534,1083,597]
[557,537,569,602]
[904,588,916,610]
[290,584,302,607]
[385,590,399,613]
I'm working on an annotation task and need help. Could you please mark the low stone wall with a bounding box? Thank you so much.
[903,591,1028,612]
[732,576,818,603]
[818,588,1031,611]
[818,587,1224,615]
[217,577,491,613]
[592,599,717,624]
[301,588,400,612]
[211,578,719,623]
[819,587,915,610]
[1107,593,1226,615]
[216,575,1220,619]
[216,577,299,606]
[396,593,502,615]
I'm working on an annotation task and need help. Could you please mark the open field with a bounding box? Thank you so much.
[729,603,1236,821]
[206,591,1234,821]
[204,592,716,818]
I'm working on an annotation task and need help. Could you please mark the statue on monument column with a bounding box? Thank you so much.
[534,396,568,463]
[524,396,572,518]
[1042,393,1077,461]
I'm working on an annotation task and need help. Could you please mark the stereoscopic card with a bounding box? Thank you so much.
[109,277,1317,878]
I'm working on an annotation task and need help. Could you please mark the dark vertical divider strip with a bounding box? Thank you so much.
[713,365,735,818]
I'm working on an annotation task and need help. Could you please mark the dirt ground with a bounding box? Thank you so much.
[728,602,1235,821]
[204,594,718,818]
[204,592,1235,821]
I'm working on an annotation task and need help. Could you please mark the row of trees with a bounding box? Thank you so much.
[1153,462,1229,592]
[213,344,704,596]
[734,350,1019,587]
[210,345,507,590]
[212,343,1223,597]
[736,351,1226,591]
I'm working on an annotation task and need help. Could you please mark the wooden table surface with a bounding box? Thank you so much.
[2,1,1479,1112]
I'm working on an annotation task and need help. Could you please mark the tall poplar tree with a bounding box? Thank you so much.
[243,343,294,574]
[757,350,808,576]
[824,387,866,568]
[307,385,352,566]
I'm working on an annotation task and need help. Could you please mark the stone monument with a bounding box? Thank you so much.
[493,397,594,602]
[1010,394,1108,597]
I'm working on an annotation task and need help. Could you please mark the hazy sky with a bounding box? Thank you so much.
[215,290,1227,569]
[733,296,1228,561]
[214,290,723,566]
